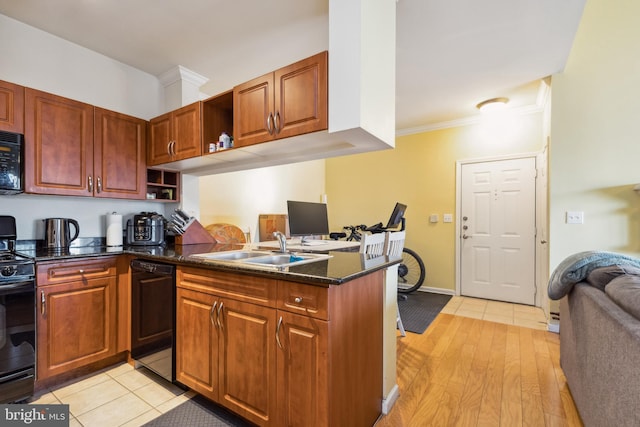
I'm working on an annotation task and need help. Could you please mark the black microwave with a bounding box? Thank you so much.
[0,131,24,195]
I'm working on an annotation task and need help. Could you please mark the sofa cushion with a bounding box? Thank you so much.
[586,265,640,291]
[605,275,640,320]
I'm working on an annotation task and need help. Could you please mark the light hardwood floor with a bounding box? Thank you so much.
[376,313,583,427]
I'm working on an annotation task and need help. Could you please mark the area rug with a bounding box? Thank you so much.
[143,394,253,427]
[398,291,452,334]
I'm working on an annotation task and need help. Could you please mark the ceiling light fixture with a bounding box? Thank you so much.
[476,97,509,112]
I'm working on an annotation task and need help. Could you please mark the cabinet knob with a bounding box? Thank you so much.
[294,296,303,304]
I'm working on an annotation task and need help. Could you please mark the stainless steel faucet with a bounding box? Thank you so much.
[273,231,287,253]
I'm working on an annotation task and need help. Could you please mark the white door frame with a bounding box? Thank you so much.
[455,151,547,308]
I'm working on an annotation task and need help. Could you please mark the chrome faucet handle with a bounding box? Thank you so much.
[273,231,287,253]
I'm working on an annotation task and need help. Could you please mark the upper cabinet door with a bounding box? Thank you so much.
[0,80,25,134]
[233,51,328,148]
[148,111,172,166]
[24,88,94,196]
[148,102,202,166]
[172,102,202,160]
[233,73,274,147]
[94,107,146,199]
[275,51,328,140]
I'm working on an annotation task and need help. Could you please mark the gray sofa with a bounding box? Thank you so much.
[549,252,640,427]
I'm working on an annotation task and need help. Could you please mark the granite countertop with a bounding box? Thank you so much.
[21,240,399,286]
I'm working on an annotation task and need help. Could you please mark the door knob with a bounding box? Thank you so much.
[462,234,471,239]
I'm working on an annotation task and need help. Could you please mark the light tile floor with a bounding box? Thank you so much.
[30,363,196,427]
[439,295,549,330]
[29,296,549,426]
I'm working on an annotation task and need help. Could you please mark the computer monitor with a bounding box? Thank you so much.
[386,202,407,229]
[287,200,330,243]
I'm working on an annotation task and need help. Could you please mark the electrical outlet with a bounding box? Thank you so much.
[566,211,584,224]
[443,214,453,223]
[429,214,439,223]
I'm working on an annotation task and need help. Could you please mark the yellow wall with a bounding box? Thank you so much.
[550,0,640,268]
[326,111,544,291]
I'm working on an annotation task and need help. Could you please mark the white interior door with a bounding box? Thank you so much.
[459,157,536,305]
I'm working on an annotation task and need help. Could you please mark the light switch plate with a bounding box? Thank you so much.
[429,214,438,223]
[443,213,453,223]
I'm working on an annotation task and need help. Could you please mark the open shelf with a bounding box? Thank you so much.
[146,168,180,201]
[202,90,234,154]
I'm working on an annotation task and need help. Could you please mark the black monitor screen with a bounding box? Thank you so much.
[287,200,330,237]
[386,202,407,229]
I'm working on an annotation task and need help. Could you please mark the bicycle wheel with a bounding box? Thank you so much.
[397,247,426,294]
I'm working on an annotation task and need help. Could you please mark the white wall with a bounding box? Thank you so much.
[198,160,326,242]
[550,0,640,268]
[0,14,162,119]
[0,14,168,240]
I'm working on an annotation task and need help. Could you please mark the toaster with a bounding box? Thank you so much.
[126,212,165,245]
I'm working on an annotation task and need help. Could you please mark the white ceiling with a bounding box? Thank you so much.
[0,0,586,133]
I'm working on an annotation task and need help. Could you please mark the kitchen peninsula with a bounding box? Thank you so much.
[28,241,398,427]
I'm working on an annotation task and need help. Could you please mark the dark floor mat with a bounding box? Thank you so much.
[142,394,254,427]
[398,291,452,334]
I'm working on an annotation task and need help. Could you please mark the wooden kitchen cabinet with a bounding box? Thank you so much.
[24,89,147,198]
[94,107,146,199]
[0,80,24,133]
[176,267,277,426]
[36,257,118,381]
[175,287,219,397]
[233,51,328,147]
[175,266,383,427]
[275,310,329,427]
[24,88,93,196]
[148,101,202,166]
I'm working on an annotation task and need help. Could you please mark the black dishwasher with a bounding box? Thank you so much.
[130,259,175,383]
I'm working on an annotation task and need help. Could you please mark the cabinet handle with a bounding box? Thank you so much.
[274,111,281,134]
[266,113,274,135]
[171,140,176,157]
[217,302,224,329]
[166,141,172,156]
[276,316,283,350]
[294,296,303,304]
[210,301,217,328]
[41,291,46,316]
[96,176,102,193]
[88,175,93,193]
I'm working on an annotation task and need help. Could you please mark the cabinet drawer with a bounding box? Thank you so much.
[37,257,117,285]
[277,281,328,320]
[177,266,276,307]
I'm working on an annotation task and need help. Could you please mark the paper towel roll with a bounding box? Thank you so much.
[106,212,123,247]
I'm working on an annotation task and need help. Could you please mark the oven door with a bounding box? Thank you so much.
[0,279,36,403]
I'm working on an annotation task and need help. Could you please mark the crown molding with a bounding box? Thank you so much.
[159,65,209,87]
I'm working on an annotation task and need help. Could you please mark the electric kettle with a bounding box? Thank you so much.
[44,218,80,249]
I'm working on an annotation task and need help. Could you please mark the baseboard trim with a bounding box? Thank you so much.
[416,287,455,296]
[382,384,400,414]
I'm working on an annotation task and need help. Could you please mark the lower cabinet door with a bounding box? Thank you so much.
[175,287,219,400]
[276,310,329,427]
[37,276,116,380]
[218,298,277,426]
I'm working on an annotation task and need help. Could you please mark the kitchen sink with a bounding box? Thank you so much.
[190,250,331,269]
[242,253,329,266]
[192,250,272,261]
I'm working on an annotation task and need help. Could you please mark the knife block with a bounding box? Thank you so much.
[175,219,216,245]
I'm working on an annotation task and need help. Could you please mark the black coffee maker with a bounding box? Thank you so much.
[126,212,165,245]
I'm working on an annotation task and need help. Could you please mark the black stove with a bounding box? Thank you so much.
[0,215,36,403]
